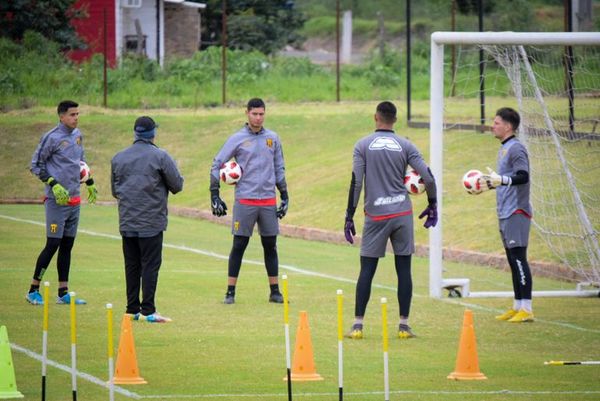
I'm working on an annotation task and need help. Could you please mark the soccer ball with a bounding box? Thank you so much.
[404,167,425,195]
[220,160,242,185]
[462,169,483,195]
[79,161,91,183]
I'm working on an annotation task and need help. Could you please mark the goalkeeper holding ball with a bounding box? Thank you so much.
[26,100,98,306]
[480,107,534,323]
[344,101,437,339]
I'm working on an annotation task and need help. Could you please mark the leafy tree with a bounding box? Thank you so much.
[200,0,306,55]
[0,0,86,50]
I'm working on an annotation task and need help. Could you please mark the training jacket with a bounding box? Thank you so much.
[496,136,532,219]
[111,139,184,234]
[349,129,436,218]
[210,124,287,200]
[30,123,85,200]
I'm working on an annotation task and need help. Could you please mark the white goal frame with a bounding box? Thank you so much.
[429,31,600,299]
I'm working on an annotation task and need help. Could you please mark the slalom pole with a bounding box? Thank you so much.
[70,292,78,401]
[282,274,292,401]
[42,281,50,401]
[336,289,344,401]
[381,297,389,401]
[545,360,600,366]
[106,304,115,401]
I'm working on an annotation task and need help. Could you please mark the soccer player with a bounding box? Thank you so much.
[111,116,184,323]
[210,98,288,305]
[27,100,98,305]
[480,107,534,323]
[344,101,437,339]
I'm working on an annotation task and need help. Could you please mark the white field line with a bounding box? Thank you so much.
[10,343,140,399]
[2,213,600,400]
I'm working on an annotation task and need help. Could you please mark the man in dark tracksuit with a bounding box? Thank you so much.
[111,116,184,323]
[27,100,98,306]
[210,98,289,305]
[344,101,438,339]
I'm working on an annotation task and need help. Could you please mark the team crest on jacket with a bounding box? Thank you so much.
[76,137,81,145]
[266,138,273,148]
[368,137,402,152]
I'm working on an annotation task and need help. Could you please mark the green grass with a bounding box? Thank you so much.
[1,204,599,401]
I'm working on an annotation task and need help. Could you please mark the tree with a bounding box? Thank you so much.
[0,0,86,50]
[200,0,306,55]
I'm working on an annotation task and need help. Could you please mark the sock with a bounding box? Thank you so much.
[521,299,532,312]
[58,287,68,298]
[270,283,280,294]
[226,285,235,296]
[399,317,408,326]
[29,284,40,294]
[512,299,522,311]
[353,317,364,329]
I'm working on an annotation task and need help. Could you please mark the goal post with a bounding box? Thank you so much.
[429,31,600,299]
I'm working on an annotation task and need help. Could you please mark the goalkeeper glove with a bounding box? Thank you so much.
[211,192,228,217]
[480,167,511,190]
[86,179,97,204]
[418,201,438,229]
[344,212,356,244]
[276,191,289,219]
[47,177,69,205]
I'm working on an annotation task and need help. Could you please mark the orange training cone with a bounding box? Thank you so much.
[285,311,323,381]
[448,309,487,380]
[113,315,147,384]
[0,325,24,399]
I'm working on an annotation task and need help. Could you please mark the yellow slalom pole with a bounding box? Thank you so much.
[381,297,389,401]
[106,304,114,401]
[42,281,50,401]
[70,292,78,401]
[282,274,292,401]
[336,289,344,401]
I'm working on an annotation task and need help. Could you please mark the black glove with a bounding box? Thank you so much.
[344,209,356,244]
[276,191,289,219]
[418,200,438,229]
[211,192,227,217]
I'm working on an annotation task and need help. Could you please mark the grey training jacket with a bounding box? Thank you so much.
[111,139,184,233]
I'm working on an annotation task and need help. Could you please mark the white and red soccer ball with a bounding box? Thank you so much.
[80,161,91,183]
[220,160,242,185]
[404,167,425,195]
[462,169,483,195]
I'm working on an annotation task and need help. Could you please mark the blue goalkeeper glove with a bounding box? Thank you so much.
[418,201,438,229]
[86,179,97,204]
[344,210,356,244]
[47,177,69,205]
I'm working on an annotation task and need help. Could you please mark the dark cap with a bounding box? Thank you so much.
[134,116,158,133]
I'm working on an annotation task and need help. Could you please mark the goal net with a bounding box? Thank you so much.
[428,32,600,298]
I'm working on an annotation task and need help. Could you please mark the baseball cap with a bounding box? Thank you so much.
[134,116,158,133]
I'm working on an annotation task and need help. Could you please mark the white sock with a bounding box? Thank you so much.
[512,299,522,311]
[521,299,532,312]
[353,317,364,327]
[399,317,408,326]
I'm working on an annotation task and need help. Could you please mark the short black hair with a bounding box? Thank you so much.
[57,100,78,115]
[247,98,265,110]
[496,107,520,131]
[376,101,397,124]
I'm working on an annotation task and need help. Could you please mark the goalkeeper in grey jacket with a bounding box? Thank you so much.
[344,101,437,340]
[210,98,288,305]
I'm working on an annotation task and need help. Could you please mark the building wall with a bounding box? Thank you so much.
[164,4,200,59]
[69,0,117,67]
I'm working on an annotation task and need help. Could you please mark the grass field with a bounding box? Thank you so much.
[1,204,599,401]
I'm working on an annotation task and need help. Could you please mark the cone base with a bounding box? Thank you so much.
[284,373,324,382]
[0,390,24,398]
[113,377,148,385]
[447,371,487,380]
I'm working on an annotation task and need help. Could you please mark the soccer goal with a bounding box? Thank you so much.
[428,31,600,298]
